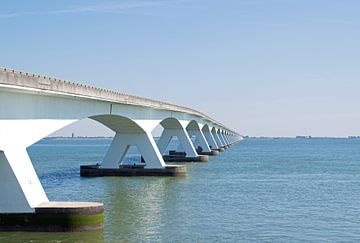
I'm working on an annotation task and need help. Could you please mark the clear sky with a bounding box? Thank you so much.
[1,0,360,137]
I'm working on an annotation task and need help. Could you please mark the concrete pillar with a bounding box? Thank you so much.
[217,130,226,147]
[203,129,219,150]
[226,134,231,144]
[223,132,229,145]
[0,119,77,213]
[218,131,226,146]
[187,129,211,153]
[218,130,227,147]
[101,131,166,169]
[223,132,230,145]
[212,129,223,148]
[0,149,48,213]
[157,127,198,157]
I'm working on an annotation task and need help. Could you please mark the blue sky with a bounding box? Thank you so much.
[1,0,360,137]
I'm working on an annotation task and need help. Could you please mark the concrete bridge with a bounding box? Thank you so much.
[0,67,241,231]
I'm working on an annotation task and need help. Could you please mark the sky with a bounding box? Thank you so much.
[1,0,360,137]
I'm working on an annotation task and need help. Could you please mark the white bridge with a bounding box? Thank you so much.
[0,67,241,213]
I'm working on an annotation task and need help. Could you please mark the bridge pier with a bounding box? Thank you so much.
[219,130,230,148]
[81,131,185,176]
[202,125,222,153]
[158,118,208,162]
[0,149,48,213]
[226,132,232,146]
[81,116,186,176]
[187,129,218,156]
[187,121,219,156]
[218,130,229,149]
[170,122,219,157]
[211,128,225,152]
[227,133,234,146]
[222,131,230,145]
[0,120,104,232]
[159,128,208,162]
[100,132,166,169]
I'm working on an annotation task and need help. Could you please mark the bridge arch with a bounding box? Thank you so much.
[160,117,184,129]
[186,120,202,130]
[202,124,211,133]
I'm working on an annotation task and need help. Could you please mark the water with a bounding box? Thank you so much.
[1,138,360,242]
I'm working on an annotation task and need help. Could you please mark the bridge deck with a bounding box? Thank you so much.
[0,67,233,132]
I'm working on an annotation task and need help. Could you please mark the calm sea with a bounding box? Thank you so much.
[1,138,360,242]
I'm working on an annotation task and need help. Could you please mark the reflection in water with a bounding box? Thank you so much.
[102,176,185,241]
[0,231,104,243]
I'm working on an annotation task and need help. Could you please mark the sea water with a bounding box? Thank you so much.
[1,138,360,242]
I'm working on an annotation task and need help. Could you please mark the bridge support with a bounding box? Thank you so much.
[211,128,225,152]
[218,130,228,149]
[101,131,165,169]
[225,133,232,146]
[158,118,208,162]
[186,121,219,156]
[172,122,218,157]
[202,125,222,152]
[0,119,104,232]
[226,133,232,145]
[0,149,48,213]
[187,129,218,156]
[159,128,208,162]
[220,131,230,148]
[81,115,186,176]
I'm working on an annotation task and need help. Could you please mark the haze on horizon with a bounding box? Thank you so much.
[1,0,359,137]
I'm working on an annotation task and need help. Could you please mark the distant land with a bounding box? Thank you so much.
[44,136,113,140]
[244,136,360,139]
[45,136,360,140]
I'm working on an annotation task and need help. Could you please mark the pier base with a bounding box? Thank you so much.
[213,148,225,152]
[163,154,208,162]
[170,150,219,156]
[80,164,186,177]
[0,202,104,232]
[198,150,219,156]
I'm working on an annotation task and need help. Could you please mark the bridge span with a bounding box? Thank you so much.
[0,67,242,231]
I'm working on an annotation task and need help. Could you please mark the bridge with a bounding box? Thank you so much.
[0,67,242,231]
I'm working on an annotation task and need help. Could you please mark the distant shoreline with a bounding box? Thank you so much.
[44,136,114,140]
[245,136,360,139]
[45,136,360,140]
